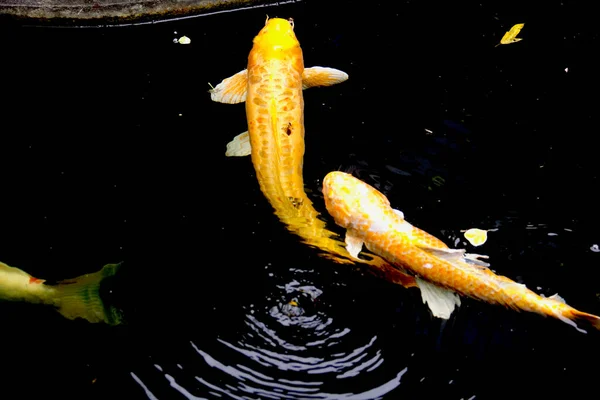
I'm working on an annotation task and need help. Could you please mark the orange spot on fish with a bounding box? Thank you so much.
[29,276,44,284]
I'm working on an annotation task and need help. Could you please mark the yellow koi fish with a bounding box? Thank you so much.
[0,261,123,325]
[323,171,600,333]
[210,17,415,287]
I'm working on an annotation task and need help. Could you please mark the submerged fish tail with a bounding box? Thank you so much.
[569,309,600,332]
[553,305,600,334]
[520,292,600,334]
[54,263,124,325]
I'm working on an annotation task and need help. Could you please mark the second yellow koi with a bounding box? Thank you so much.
[323,171,600,333]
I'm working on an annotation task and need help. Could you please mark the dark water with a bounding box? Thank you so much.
[2,1,600,399]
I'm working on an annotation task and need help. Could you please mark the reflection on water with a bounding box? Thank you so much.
[131,269,409,399]
[123,207,600,400]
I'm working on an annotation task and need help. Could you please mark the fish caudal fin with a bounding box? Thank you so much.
[544,294,600,334]
[54,263,124,325]
[565,309,600,334]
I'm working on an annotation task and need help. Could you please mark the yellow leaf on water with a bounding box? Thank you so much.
[496,23,525,47]
[463,228,489,246]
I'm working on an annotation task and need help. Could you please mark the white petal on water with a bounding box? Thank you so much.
[178,36,191,44]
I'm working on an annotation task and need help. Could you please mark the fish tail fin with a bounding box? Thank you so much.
[569,309,600,333]
[54,263,124,325]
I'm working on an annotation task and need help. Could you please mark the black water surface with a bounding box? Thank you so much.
[2,1,600,399]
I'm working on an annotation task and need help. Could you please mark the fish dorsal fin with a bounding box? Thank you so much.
[209,69,248,104]
[225,131,251,157]
[418,245,491,269]
[416,277,461,319]
[344,230,364,259]
[549,293,566,304]
[302,67,349,89]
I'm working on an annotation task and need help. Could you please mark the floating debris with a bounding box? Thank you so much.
[462,228,498,246]
[177,36,191,45]
[431,175,445,187]
[495,23,525,47]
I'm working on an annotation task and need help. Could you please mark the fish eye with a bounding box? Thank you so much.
[289,17,294,29]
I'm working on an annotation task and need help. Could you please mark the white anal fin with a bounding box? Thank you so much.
[416,277,461,319]
[344,231,364,259]
[225,131,251,157]
[302,67,349,89]
[209,69,248,104]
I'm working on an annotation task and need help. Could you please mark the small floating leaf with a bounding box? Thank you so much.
[496,23,524,47]
[178,36,191,45]
[463,228,489,246]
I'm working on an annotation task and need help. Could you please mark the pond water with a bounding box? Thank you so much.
[2,1,600,399]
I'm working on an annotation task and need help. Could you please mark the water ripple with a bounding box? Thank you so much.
[132,274,408,399]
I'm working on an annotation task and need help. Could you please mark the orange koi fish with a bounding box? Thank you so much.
[0,261,123,325]
[323,171,600,333]
[210,17,415,287]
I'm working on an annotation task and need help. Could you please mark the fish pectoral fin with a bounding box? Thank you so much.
[302,67,349,89]
[209,69,248,104]
[344,231,364,259]
[225,131,251,157]
[416,277,461,319]
[418,245,491,269]
[392,208,405,219]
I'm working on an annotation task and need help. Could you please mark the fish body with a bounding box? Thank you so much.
[0,261,123,325]
[0,261,54,304]
[210,18,415,287]
[323,171,600,333]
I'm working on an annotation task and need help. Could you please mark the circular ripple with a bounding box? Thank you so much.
[133,270,409,399]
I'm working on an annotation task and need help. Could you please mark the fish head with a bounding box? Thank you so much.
[253,17,300,54]
[323,171,392,233]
